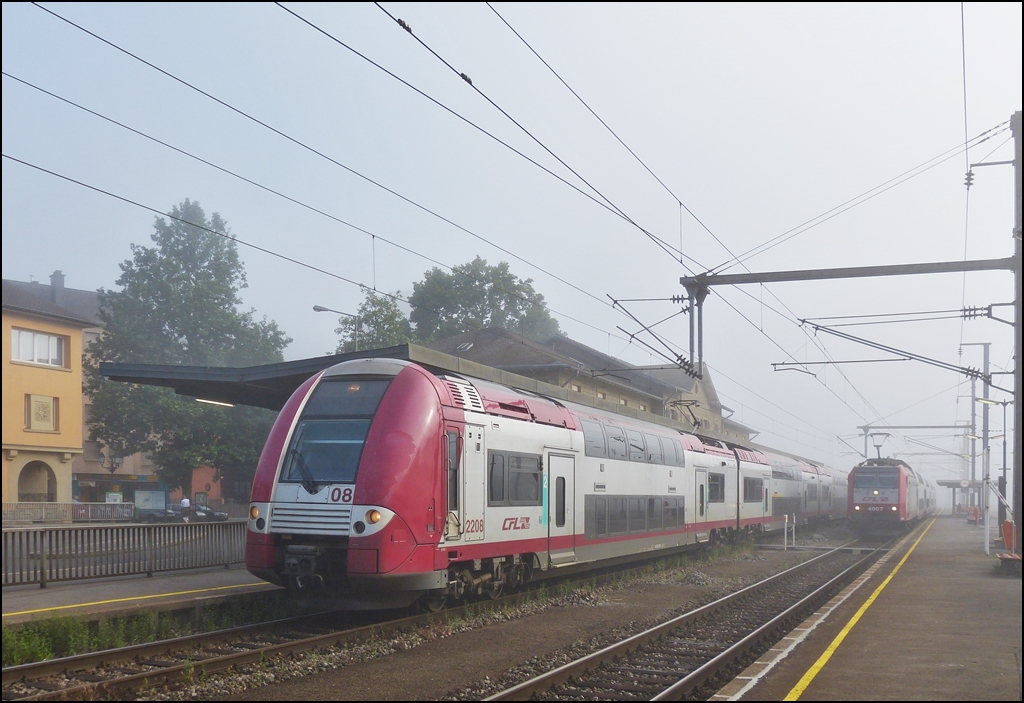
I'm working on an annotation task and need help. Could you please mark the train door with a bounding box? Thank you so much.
[694,469,709,541]
[462,424,486,542]
[547,453,576,566]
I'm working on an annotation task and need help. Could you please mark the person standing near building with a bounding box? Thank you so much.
[180,496,191,523]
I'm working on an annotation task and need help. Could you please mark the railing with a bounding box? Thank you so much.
[2,502,136,525]
[2,521,247,588]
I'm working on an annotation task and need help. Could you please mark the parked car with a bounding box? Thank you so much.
[143,503,229,523]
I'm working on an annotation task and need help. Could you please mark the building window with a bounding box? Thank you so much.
[597,391,607,400]
[12,329,66,367]
[619,398,628,406]
[25,395,59,432]
[639,403,647,412]
[570,383,582,393]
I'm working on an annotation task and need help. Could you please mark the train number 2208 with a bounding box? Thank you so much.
[464,519,484,534]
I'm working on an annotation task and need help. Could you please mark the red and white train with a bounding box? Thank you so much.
[847,458,936,535]
[246,358,847,609]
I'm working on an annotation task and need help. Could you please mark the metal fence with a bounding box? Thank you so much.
[2,521,247,588]
[2,502,136,525]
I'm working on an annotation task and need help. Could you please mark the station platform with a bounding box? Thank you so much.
[719,515,1022,701]
[2,564,279,626]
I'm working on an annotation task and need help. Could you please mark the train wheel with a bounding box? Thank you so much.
[419,595,448,613]
[486,583,504,600]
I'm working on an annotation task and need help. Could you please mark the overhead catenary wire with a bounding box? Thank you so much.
[14,7,854,453]
[0,70,619,342]
[484,1,736,262]
[474,1,992,443]
[30,1,620,318]
[24,4,966,462]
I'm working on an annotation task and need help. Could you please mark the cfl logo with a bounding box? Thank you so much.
[502,517,530,531]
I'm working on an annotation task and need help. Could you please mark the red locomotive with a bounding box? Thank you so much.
[847,458,936,535]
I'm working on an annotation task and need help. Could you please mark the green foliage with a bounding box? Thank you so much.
[2,622,54,666]
[334,290,412,353]
[408,256,560,342]
[85,199,290,490]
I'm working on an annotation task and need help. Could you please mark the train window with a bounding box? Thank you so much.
[625,429,645,462]
[605,425,628,460]
[854,471,878,488]
[708,473,726,503]
[595,496,607,536]
[674,439,686,467]
[878,474,898,489]
[580,419,607,458]
[608,498,628,535]
[643,433,664,464]
[555,477,566,527]
[647,497,662,531]
[663,497,678,528]
[699,486,705,517]
[488,452,506,505]
[508,454,542,506]
[662,438,677,466]
[302,378,392,417]
[447,431,460,512]
[807,484,818,499]
[282,419,371,486]
[743,477,763,503]
[628,497,646,533]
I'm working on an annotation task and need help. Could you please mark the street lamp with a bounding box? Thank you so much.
[313,305,360,351]
[98,451,122,475]
[869,432,890,459]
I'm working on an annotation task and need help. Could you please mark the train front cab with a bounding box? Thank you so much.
[848,460,903,533]
[246,359,453,608]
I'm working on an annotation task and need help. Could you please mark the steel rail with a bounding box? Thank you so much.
[3,547,703,701]
[651,547,880,700]
[1,612,331,686]
[486,541,875,701]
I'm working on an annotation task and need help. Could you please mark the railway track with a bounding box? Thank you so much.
[486,539,889,701]
[0,546,716,701]
[2,534,858,701]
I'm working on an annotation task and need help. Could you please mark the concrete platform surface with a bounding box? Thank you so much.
[2,564,279,625]
[738,516,1022,701]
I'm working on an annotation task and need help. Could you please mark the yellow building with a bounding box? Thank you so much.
[2,273,99,503]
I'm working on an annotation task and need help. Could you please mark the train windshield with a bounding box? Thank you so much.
[854,471,899,489]
[282,378,392,487]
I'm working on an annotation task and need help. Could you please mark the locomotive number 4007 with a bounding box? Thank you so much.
[329,487,354,504]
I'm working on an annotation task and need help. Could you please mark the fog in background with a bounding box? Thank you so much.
[3,3,1020,495]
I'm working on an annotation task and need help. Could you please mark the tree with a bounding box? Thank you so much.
[334,290,413,353]
[85,199,291,492]
[408,257,561,342]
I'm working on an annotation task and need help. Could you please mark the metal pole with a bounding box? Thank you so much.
[1012,110,1022,554]
[971,377,977,507]
[984,445,991,555]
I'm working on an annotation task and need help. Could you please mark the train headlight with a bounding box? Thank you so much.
[250,505,260,520]
[891,506,898,511]
[366,509,382,524]
[854,505,860,511]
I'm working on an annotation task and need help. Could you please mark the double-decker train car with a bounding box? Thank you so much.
[246,358,846,609]
[847,458,936,535]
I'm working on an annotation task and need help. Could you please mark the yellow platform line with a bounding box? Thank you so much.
[3,582,274,618]
[784,518,936,701]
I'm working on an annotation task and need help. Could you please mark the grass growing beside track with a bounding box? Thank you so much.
[1,591,299,666]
